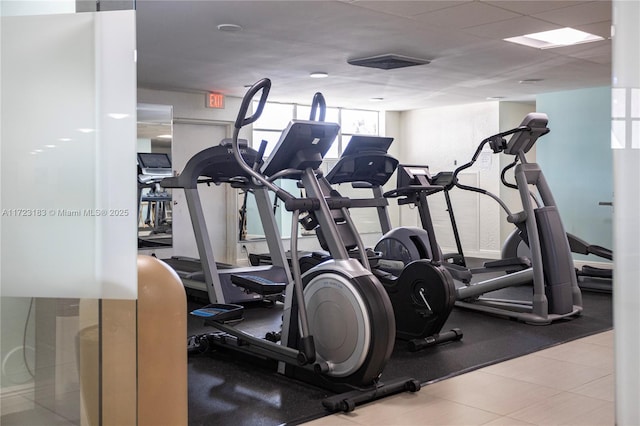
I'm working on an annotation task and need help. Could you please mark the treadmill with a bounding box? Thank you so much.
[160,139,290,304]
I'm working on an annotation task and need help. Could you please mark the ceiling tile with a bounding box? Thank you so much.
[463,16,560,39]
[532,1,612,27]
[412,2,522,29]
[352,0,470,18]
[483,1,591,15]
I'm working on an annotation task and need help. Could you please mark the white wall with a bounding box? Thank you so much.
[397,102,502,258]
[612,0,640,423]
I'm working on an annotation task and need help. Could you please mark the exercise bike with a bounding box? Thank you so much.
[186,78,419,412]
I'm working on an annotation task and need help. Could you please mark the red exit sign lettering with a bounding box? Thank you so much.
[206,92,225,109]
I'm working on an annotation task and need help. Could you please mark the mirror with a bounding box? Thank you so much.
[137,103,173,249]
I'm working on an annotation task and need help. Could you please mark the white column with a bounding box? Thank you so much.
[612,1,640,424]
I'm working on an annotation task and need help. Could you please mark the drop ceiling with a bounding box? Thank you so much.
[135,0,611,112]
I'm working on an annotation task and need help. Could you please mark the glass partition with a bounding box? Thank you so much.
[1,7,137,426]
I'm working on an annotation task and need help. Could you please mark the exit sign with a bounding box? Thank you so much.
[206,92,225,109]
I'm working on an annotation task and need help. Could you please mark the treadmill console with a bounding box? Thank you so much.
[396,165,433,189]
[137,152,173,178]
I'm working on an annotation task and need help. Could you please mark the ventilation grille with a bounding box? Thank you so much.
[347,54,430,70]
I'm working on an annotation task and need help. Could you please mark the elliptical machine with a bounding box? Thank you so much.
[187,79,419,412]
[497,161,613,293]
[423,145,613,293]
[376,113,583,324]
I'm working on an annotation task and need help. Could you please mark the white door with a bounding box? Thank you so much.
[171,121,231,262]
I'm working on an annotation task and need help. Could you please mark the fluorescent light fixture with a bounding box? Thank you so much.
[504,27,604,49]
[45,145,56,148]
[310,72,328,78]
[58,138,72,142]
[77,128,95,133]
[157,134,172,139]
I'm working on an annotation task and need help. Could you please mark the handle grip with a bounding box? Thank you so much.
[253,139,268,171]
[234,78,271,129]
[309,92,326,121]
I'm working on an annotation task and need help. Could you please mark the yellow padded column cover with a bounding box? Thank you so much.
[137,255,188,426]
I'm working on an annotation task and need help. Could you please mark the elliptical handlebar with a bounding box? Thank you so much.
[231,79,294,202]
[450,125,530,184]
[234,78,271,129]
[309,92,326,122]
[500,159,519,190]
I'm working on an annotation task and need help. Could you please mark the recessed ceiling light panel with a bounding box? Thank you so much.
[504,27,604,49]
[309,72,328,78]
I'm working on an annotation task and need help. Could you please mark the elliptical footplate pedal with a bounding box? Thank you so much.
[190,303,244,323]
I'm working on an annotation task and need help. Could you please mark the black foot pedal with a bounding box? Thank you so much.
[230,274,286,295]
[190,303,244,323]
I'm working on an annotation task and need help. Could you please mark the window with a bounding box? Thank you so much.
[251,101,379,160]
[241,101,381,241]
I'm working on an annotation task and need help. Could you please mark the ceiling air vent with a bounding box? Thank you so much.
[347,54,430,70]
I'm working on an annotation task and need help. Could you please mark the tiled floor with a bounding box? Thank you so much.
[304,330,614,426]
